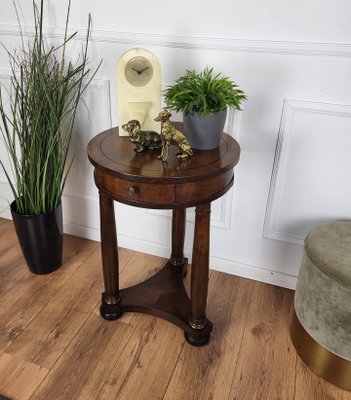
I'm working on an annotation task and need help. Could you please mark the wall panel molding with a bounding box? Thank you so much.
[88,79,112,129]
[0,71,12,217]
[146,190,233,231]
[1,23,351,57]
[263,99,351,245]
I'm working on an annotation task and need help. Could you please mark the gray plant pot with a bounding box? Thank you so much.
[183,109,227,150]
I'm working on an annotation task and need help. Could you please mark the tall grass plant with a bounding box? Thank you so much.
[0,0,99,215]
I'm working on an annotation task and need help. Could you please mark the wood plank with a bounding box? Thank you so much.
[117,247,136,275]
[294,355,351,400]
[0,225,98,297]
[61,234,99,266]
[0,219,18,255]
[120,251,167,289]
[0,236,98,353]
[0,244,28,299]
[229,282,296,400]
[4,246,134,370]
[163,271,255,400]
[29,314,135,400]
[5,308,89,371]
[0,353,48,400]
[97,315,184,400]
[5,247,133,369]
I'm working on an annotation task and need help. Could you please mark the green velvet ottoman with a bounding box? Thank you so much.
[290,221,351,390]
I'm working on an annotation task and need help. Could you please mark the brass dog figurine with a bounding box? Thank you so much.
[122,120,162,153]
[154,110,193,162]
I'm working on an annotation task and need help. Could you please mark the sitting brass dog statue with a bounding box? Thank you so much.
[122,119,162,153]
[154,110,193,162]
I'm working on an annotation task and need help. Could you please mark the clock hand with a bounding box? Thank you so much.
[131,67,143,75]
[131,67,150,75]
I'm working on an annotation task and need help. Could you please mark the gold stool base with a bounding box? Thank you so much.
[290,310,351,391]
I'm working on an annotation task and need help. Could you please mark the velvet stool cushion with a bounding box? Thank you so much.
[291,221,351,390]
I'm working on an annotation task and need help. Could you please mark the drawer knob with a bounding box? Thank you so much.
[128,186,139,196]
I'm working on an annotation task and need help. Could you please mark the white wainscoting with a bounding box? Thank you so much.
[264,99,351,245]
[1,1,351,290]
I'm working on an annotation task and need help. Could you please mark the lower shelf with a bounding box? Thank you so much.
[100,259,212,346]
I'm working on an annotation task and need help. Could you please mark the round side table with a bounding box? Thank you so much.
[87,124,240,346]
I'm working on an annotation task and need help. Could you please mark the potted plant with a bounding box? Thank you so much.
[164,67,247,150]
[0,0,99,274]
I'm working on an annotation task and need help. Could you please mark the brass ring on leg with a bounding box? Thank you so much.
[100,293,123,321]
[189,319,207,330]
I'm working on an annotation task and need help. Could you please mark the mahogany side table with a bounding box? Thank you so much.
[87,124,240,346]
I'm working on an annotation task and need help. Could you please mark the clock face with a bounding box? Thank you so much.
[125,56,153,87]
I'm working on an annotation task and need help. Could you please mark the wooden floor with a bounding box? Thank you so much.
[0,218,350,400]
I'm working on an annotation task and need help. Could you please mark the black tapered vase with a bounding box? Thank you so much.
[10,201,63,275]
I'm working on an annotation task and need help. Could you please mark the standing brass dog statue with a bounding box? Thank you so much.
[122,120,162,153]
[154,110,193,162]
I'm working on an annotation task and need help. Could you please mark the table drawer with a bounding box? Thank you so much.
[175,170,233,204]
[95,171,175,206]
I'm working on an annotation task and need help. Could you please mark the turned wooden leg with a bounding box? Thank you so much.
[99,191,123,320]
[185,203,211,346]
[170,208,187,274]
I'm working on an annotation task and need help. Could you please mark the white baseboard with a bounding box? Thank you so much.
[64,221,100,242]
[208,258,297,290]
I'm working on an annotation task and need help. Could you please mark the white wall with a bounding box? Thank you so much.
[1,0,351,289]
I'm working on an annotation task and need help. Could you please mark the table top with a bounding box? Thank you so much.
[87,123,241,185]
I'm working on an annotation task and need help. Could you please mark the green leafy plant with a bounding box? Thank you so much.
[164,67,247,117]
[0,0,100,215]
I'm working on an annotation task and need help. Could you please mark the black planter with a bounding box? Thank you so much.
[10,201,63,275]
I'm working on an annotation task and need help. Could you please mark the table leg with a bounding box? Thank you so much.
[99,192,123,320]
[170,208,187,275]
[186,203,211,346]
